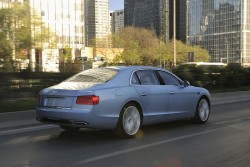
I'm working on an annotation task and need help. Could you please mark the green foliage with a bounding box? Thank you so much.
[0,72,75,98]
[0,3,32,52]
[112,27,159,65]
[63,47,72,62]
[165,40,210,66]
[0,2,53,72]
[0,98,37,113]
[58,47,79,73]
[0,32,13,72]
[111,27,210,67]
[172,64,250,90]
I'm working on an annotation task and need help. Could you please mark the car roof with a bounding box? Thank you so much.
[104,66,163,71]
[102,66,184,86]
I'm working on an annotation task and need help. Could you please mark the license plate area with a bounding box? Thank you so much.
[44,97,65,108]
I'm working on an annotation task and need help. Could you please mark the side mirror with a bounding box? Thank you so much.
[184,80,190,87]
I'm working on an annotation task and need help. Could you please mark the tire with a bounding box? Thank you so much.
[115,103,141,138]
[193,98,210,124]
[60,125,80,132]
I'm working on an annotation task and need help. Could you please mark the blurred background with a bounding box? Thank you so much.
[1,0,250,112]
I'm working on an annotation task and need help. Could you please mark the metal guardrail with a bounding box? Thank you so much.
[0,72,75,99]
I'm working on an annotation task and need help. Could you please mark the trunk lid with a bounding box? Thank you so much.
[39,82,100,108]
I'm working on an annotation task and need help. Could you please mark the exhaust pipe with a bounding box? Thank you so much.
[73,121,89,126]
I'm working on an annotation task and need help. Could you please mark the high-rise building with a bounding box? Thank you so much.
[1,0,113,71]
[30,0,85,49]
[176,0,187,42]
[187,0,250,66]
[31,0,86,71]
[1,0,86,71]
[85,0,110,47]
[109,11,113,33]
[111,9,124,33]
[1,0,86,50]
[124,0,172,42]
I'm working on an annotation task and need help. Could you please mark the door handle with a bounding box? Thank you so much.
[141,92,147,96]
[170,91,175,95]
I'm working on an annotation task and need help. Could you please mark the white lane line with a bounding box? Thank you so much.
[212,98,250,105]
[76,126,226,165]
[0,125,57,136]
[210,116,250,126]
[76,116,250,165]
[0,110,35,115]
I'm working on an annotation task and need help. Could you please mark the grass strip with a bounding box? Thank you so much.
[0,98,37,113]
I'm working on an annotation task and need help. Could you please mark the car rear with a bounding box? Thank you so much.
[36,68,119,128]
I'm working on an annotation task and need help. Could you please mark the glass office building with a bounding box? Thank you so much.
[111,10,125,33]
[187,0,250,65]
[30,0,85,49]
[85,0,110,47]
[124,0,171,42]
[1,0,86,71]
[176,0,187,42]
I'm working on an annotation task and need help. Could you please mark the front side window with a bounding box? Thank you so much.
[158,71,181,86]
[66,68,118,83]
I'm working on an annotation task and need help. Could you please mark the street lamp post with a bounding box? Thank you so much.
[173,0,176,67]
[226,39,228,64]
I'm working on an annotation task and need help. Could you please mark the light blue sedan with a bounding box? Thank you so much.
[36,66,211,138]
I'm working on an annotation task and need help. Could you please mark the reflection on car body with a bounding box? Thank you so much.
[36,66,211,138]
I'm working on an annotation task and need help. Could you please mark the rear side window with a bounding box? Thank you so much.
[131,73,140,85]
[66,68,118,83]
[132,70,160,85]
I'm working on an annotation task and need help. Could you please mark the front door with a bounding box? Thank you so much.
[157,71,197,119]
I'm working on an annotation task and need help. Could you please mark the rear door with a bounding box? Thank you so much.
[132,70,169,119]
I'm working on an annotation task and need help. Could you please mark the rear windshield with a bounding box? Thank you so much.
[66,68,118,83]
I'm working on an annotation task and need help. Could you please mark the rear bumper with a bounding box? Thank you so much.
[36,107,118,129]
[36,117,89,127]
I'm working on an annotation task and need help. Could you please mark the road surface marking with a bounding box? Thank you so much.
[75,116,250,165]
[0,125,56,136]
[212,98,250,105]
[76,126,228,165]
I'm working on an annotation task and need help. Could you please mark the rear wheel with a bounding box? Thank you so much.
[60,125,80,132]
[115,103,141,138]
[194,98,210,123]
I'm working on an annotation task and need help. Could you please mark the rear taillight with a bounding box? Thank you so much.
[76,96,99,105]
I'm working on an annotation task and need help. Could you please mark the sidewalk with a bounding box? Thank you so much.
[1,91,250,130]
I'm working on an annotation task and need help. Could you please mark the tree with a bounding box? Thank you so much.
[0,8,14,71]
[112,27,159,66]
[164,40,210,67]
[0,2,53,71]
[111,27,210,67]
[118,40,141,65]
[154,40,169,68]
[0,32,13,72]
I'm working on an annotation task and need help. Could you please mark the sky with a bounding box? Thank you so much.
[109,0,124,11]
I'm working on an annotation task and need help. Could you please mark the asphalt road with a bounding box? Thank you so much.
[0,100,250,167]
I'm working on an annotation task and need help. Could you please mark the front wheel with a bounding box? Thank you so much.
[193,98,210,123]
[115,103,141,138]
